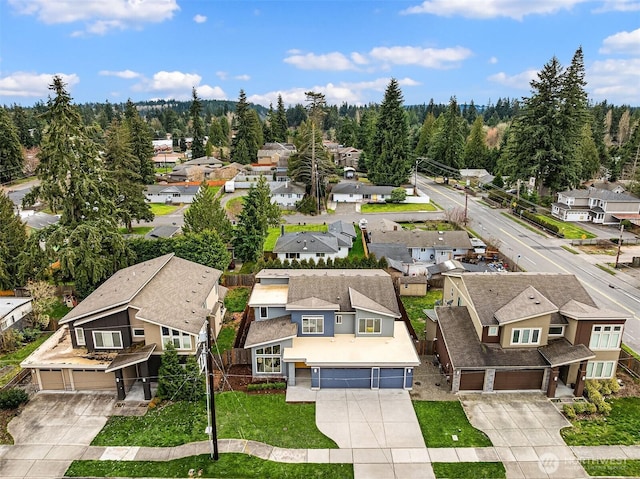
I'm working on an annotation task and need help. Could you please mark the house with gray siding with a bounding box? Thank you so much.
[244,269,420,389]
[552,187,640,225]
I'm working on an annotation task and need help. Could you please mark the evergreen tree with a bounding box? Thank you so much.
[231,90,260,164]
[190,88,206,160]
[174,230,231,271]
[415,112,437,158]
[0,192,27,289]
[208,118,226,148]
[429,96,466,171]
[104,119,154,232]
[25,76,115,226]
[0,107,24,183]
[182,182,233,242]
[368,79,411,186]
[463,116,489,168]
[273,94,289,142]
[157,343,185,400]
[124,99,155,184]
[577,123,600,181]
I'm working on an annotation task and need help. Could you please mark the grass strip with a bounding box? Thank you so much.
[582,459,640,477]
[65,454,353,478]
[500,212,547,237]
[561,245,580,255]
[595,263,616,276]
[400,291,443,339]
[360,202,437,213]
[432,462,506,479]
[413,401,492,447]
[149,204,179,216]
[561,398,640,445]
[118,226,153,235]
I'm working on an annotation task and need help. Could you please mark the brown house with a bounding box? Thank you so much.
[21,254,225,400]
[435,272,627,397]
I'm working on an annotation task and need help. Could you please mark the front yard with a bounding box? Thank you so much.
[360,202,438,213]
[413,401,492,448]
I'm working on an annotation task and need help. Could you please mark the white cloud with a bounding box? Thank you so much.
[400,0,587,19]
[600,28,640,55]
[193,14,207,23]
[488,69,538,89]
[247,77,421,107]
[284,52,356,71]
[235,74,251,81]
[99,69,141,79]
[489,56,499,64]
[588,58,640,104]
[368,46,472,69]
[216,71,228,80]
[0,72,79,97]
[132,70,225,100]
[594,0,640,12]
[351,52,369,65]
[7,0,179,35]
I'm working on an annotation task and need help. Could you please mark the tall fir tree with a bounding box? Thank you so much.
[368,79,411,186]
[124,99,155,184]
[463,116,489,168]
[190,88,206,160]
[415,112,437,158]
[0,192,27,289]
[231,90,260,164]
[182,181,233,242]
[273,94,289,142]
[429,96,466,171]
[104,118,154,232]
[0,107,25,183]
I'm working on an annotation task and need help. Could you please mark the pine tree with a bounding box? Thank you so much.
[190,88,206,160]
[429,96,466,171]
[415,112,437,158]
[157,343,184,400]
[368,79,411,186]
[463,116,489,168]
[182,182,233,242]
[104,118,154,232]
[231,90,260,164]
[0,192,27,289]
[0,107,24,183]
[173,230,231,271]
[273,94,289,142]
[124,99,155,184]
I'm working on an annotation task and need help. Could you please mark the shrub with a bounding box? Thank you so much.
[563,404,576,419]
[608,377,620,394]
[247,382,287,392]
[0,388,29,409]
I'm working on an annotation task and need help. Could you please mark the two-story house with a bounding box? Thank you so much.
[552,188,640,224]
[434,272,627,398]
[243,269,420,390]
[21,254,225,400]
[270,181,305,209]
[0,297,33,333]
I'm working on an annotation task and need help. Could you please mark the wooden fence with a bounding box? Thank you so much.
[221,274,255,288]
[0,369,31,392]
[618,350,640,378]
[211,348,251,370]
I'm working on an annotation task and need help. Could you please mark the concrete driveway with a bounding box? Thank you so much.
[460,394,588,479]
[1,392,115,479]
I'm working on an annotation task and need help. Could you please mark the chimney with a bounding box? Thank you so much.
[303,240,307,251]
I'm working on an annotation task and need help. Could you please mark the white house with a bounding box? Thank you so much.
[270,182,305,209]
[0,297,33,332]
[145,185,202,204]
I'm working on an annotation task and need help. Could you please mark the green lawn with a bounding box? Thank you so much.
[400,221,455,231]
[432,462,506,479]
[264,224,327,251]
[360,202,438,213]
[65,454,353,478]
[0,332,53,387]
[536,215,596,240]
[224,197,244,214]
[413,401,492,447]
[92,392,337,449]
[349,226,365,257]
[118,226,154,235]
[208,186,221,196]
[149,204,179,216]
[501,212,547,237]
[400,290,443,339]
[224,287,251,313]
[212,325,236,355]
[561,398,640,445]
[582,459,640,477]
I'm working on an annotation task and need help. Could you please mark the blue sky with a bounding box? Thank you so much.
[1,0,638,108]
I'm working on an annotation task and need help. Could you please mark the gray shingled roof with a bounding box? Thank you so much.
[460,273,597,327]
[145,225,180,239]
[436,306,548,368]
[328,220,356,238]
[368,243,412,263]
[368,230,473,249]
[538,339,595,367]
[245,315,297,348]
[271,182,306,195]
[560,299,627,319]
[349,287,400,318]
[274,232,339,254]
[145,185,201,195]
[493,286,558,325]
[559,188,640,203]
[287,273,400,317]
[331,182,397,196]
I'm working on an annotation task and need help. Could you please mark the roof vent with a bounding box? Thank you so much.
[438,231,444,234]
[535,301,540,304]
[529,295,535,299]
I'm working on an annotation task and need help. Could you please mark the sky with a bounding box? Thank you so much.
[0,0,639,109]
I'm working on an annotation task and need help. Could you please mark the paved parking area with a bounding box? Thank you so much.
[460,394,589,479]
[1,392,115,479]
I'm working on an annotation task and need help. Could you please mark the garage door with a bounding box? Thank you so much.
[72,370,115,392]
[459,370,485,391]
[494,370,544,390]
[38,369,65,390]
[320,368,371,388]
[380,368,405,388]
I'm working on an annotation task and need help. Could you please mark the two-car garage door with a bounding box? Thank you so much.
[34,368,116,392]
[316,368,410,389]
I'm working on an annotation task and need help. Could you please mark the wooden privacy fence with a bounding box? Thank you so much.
[618,350,640,378]
[212,348,251,370]
[0,369,30,392]
[221,274,255,288]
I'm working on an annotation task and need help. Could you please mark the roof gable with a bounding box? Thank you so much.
[349,287,400,318]
[493,286,558,324]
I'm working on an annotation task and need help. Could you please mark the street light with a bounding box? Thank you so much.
[515,254,521,272]
[414,158,427,195]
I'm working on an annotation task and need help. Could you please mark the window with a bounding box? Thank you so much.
[511,328,541,345]
[93,331,123,349]
[132,328,145,337]
[589,325,622,349]
[488,326,499,337]
[302,316,324,334]
[161,327,192,349]
[549,326,564,336]
[359,318,381,334]
[335,314,343,325]
[75,327,86,346]
[259,307,268,319]
[316,253,325,257]
[255,345,281,373]
[586,361,615,379]
[286,253,300,259]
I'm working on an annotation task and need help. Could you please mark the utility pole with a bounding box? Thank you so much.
[464,191,468,225]
[615,223,624,269]
[205,315,219,460]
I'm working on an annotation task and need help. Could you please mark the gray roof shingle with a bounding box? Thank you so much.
[245,315,297,348]
[274,232,339,254]
[368,230,473,249]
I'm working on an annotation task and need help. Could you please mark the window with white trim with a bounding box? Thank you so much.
[255,345,281,373]
[75,327,86,346]
[335,314,342,325]
[302,316,324,334]
[132,328,145,338]
[259,307,268,319]
[586,361,615,379]
[286,253,300,259]
[589,325,622,350]
[93,331,123,349]
[548,326,565,336]
[488,326,499,337]
[511,328,541,345]
[161,327,191,349]
[359,318,381,334]
[316,253,325,257]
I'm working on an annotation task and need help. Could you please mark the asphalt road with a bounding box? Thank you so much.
[415,175,640,353]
